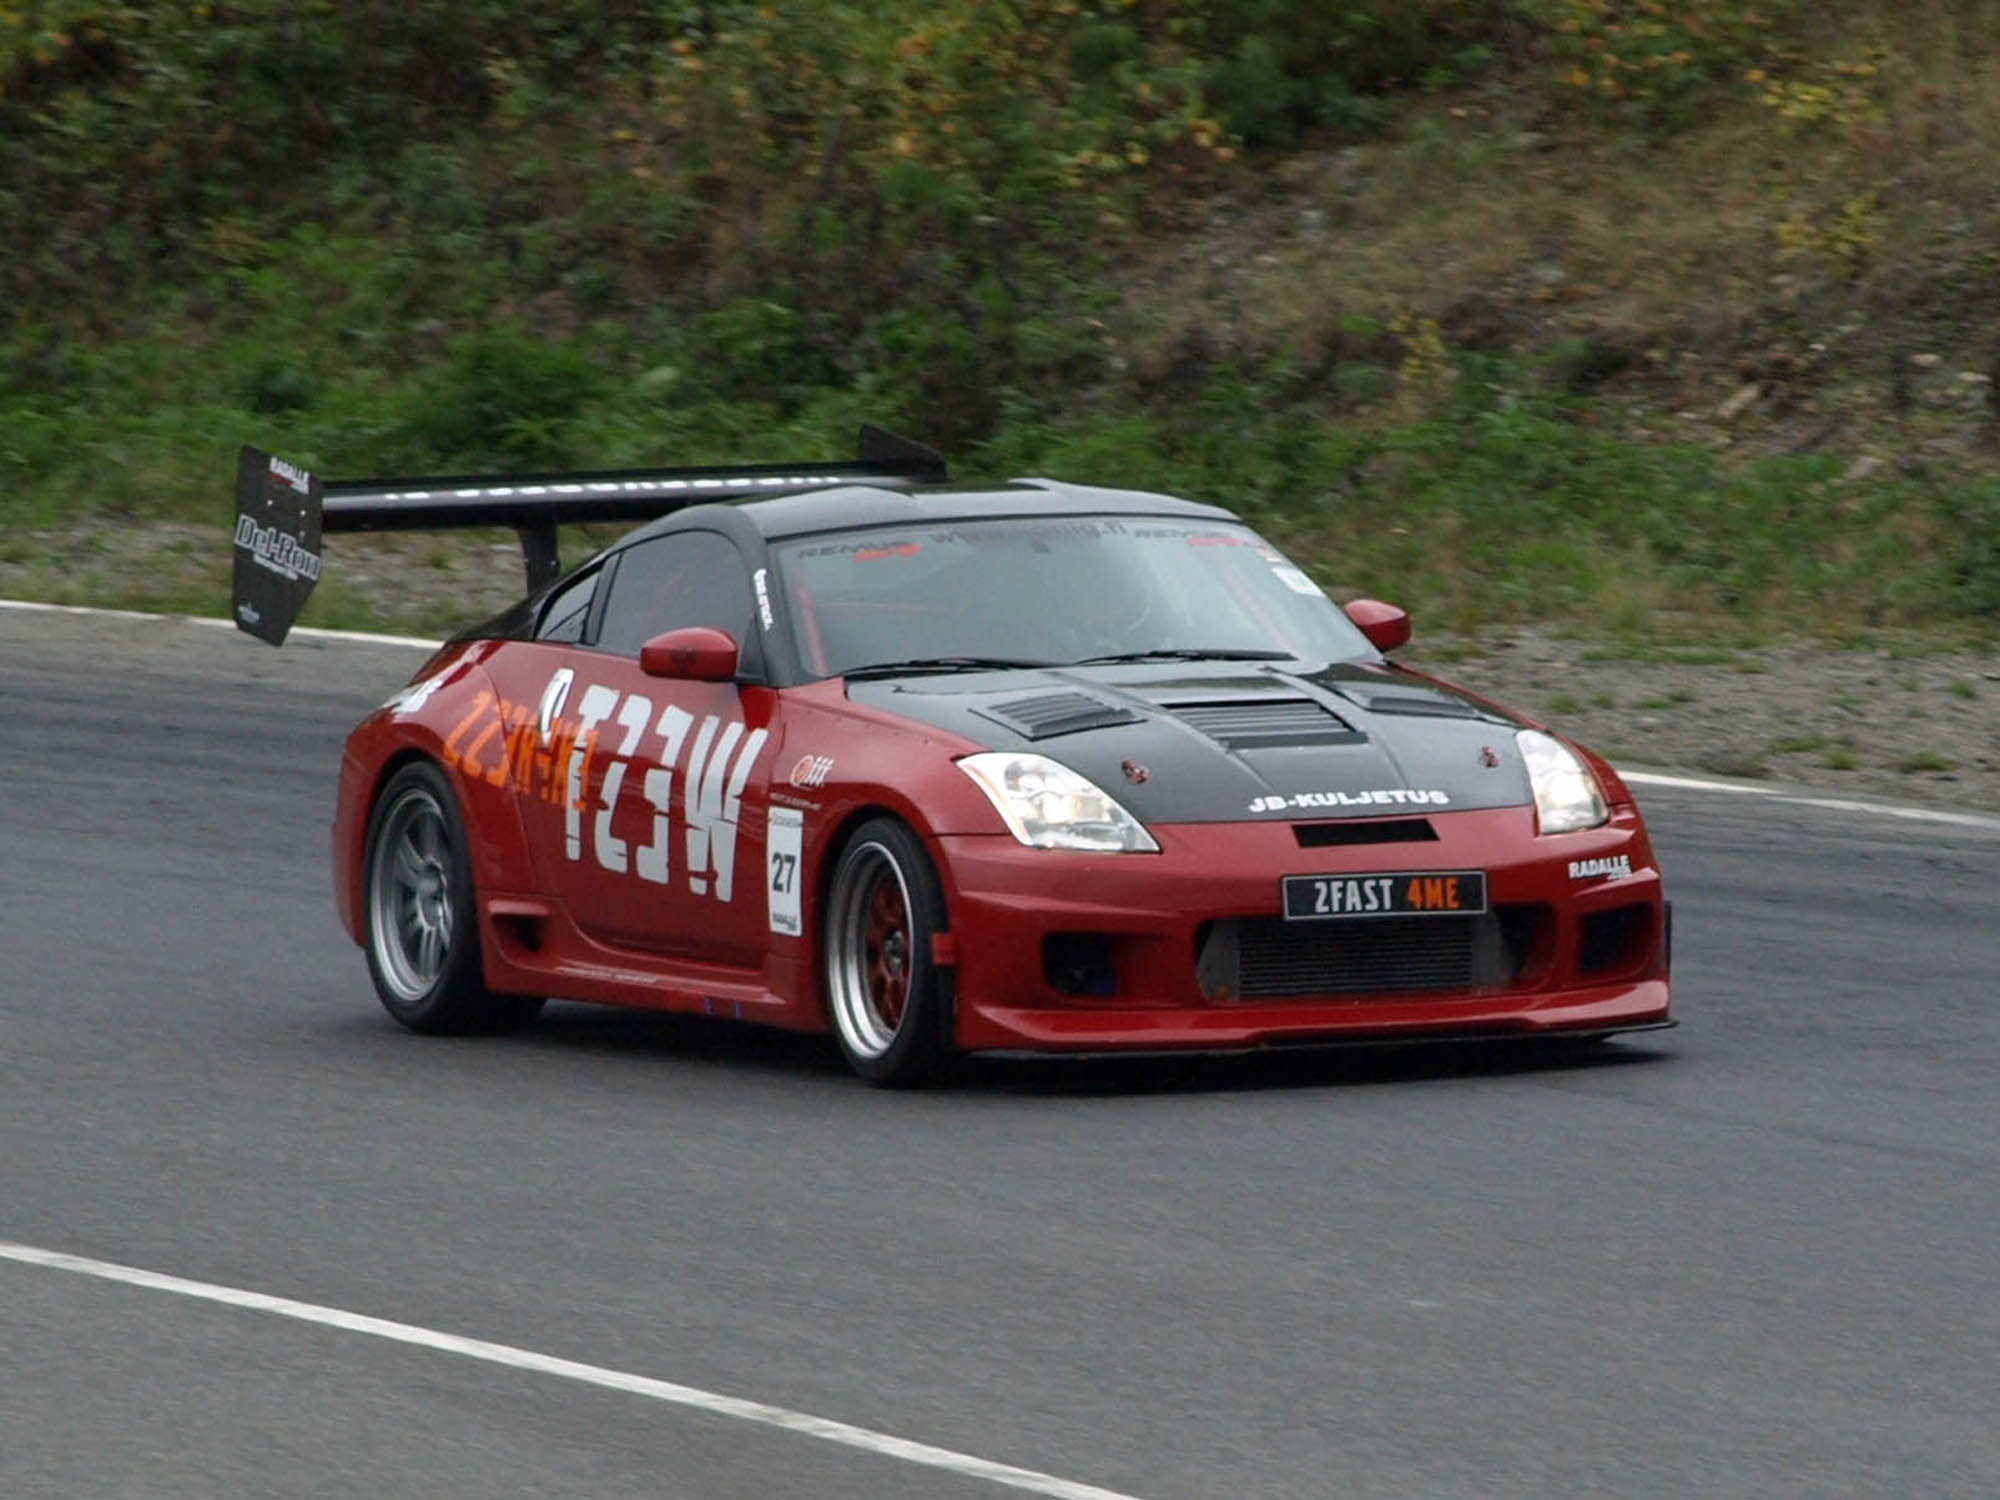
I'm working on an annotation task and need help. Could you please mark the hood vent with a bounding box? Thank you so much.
[1175,698,1360,750]
[1336,686,1484,720]
[975,691,1144,741]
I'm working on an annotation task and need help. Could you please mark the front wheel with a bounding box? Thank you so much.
[362,761,544,1035]
[822,818,952,1086]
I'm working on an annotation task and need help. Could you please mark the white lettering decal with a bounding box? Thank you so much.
[753,568,774,630]
[680,718,724,895]
[789,754,834,790]
[232,514,322,582]
[595,761,632,872]
[553,685,770,903]
[1247,788,1451,815]
[1568,854,1633,881]
[684,720,769,901]
[537,668,573,744]
[636,705,693,885]
[565,685,622,861]
[590,695,654,874]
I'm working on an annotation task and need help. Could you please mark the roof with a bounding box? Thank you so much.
[617,478,1240,548]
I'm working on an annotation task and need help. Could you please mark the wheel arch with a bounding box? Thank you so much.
[808,800,955,1019]
[341,736,537,949]
[814,806,957,1084]
[813,800,952,937]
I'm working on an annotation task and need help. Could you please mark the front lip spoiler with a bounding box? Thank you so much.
[969,1018,1677,1064]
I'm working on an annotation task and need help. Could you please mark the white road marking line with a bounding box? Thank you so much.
[1621,771,2000,832]
[1620,771,1784,797]
[5,595,1996,832]
[0,1240,1147,1500]
[0,597,437,650]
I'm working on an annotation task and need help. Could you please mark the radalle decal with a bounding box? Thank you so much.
[1569,854,1632,881]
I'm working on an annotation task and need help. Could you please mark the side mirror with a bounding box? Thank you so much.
[639,626,740,682]
[1344,598,1411,654]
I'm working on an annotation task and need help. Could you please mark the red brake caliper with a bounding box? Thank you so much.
[865,876,910,1029]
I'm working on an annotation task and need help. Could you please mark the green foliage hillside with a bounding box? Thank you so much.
[4,1,2000,637]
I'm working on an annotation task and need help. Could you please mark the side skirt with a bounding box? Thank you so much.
[476,896,823,1033]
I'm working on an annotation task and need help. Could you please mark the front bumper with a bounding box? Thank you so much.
[934,804,1671,1052]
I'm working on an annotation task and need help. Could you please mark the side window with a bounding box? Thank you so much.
[594,532,754,658]
[535,566,599,643]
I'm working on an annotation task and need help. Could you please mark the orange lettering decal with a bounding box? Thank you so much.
[538,725,574,804]
[571,730,598,814]
[496,701,533,790]
[458,713,502,784]
[440,690,495,770]
[532,731,556,801]
[1444,877,1461,910]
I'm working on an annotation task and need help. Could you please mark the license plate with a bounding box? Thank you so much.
[1282,870,1487,921]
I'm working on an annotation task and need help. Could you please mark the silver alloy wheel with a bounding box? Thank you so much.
[367,785,456,1003]
[825,840,914,1060]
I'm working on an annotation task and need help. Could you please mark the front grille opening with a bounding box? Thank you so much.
[1292,818,1438,848]
[1578,904,1652,977]
[1199,902,1550,1002]
[1235,916,1477,998]
[1043,932,1118,997]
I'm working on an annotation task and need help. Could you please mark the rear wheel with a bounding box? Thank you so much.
[362,761,544,1035]
[823,818,951,1086]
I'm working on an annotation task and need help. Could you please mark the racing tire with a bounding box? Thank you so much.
[362,761,545,1036]
[822,817,952,1086]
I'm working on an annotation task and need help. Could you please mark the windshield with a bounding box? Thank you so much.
[772,516,1375,677]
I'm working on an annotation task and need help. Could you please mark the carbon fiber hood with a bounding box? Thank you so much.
[848,660,1537,823]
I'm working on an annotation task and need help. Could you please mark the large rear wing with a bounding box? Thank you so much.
[230,425,947,645]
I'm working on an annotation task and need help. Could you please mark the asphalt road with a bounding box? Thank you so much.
[3,607,1996,1500]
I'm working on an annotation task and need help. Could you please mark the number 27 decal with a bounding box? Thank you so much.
[766,808,806,937]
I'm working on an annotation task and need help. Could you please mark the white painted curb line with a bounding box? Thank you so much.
[1619,770,2000,831]
[0,597,438,651]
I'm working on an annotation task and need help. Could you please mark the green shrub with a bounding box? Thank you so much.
[1529,0,1820,127]
[1192,0,1509,144]
[393,330,609,469]
[239,353,319,415]
[1935,481,2000,617]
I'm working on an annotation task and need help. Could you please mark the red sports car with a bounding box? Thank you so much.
[234,428,1671,1084]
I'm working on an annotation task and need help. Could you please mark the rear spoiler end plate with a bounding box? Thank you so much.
[230,425,946,646]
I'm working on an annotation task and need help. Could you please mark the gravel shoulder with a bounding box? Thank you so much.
[8,520,1996,813]
[1410,629,2000,814]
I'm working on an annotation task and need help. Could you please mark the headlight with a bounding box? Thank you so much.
[957,752,1159,852]
[1517,729,1608,834]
